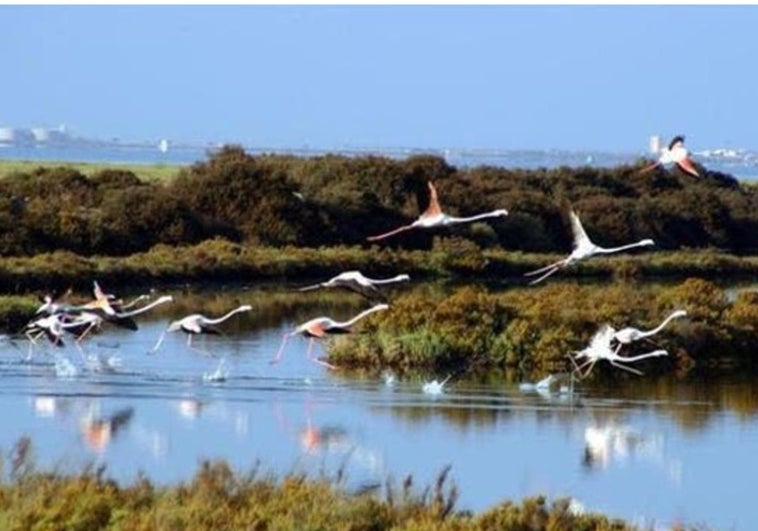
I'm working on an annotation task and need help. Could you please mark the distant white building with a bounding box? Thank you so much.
[0,127,15,144]
[0,127,35,146]
[31,124,71,144]
[649,135,662,154]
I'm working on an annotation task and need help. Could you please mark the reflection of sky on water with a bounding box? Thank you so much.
[2,292,758,529]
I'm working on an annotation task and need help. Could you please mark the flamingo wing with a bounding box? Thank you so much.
[341,280,387,303]
[568,210,592,250]
[198,323,223,335]
[181,320,203,335]
[676,157,700,177]
[422,181,443,217]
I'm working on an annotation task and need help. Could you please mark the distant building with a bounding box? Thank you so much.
[0,124,73,146]
[649,135,662,154]
[0,126,35,146]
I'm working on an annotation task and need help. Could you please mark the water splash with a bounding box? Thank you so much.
[203,358,229,383]
[422,374,452,396]
[53,355,79,379]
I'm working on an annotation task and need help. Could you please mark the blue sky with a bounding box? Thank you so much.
[2,5,757,152]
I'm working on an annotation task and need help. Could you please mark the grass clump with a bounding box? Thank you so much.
[329,278,758,378]
[0,438,645,530]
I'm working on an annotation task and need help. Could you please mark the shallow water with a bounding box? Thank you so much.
[3,286,758,530]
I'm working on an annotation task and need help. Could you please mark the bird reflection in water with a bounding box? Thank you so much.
[300,421,350,456]
[582,422,666,472]
[518,373,575,400]
[80,405,135,454]
[176,398,205,420]
[274,397,385,489]
[32,395,74,419]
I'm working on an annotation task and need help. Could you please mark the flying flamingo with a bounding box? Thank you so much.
[34,288,72,316]
[640,135,700,177]
[569,324,668,378]
[23,312,97,359]
[524,210,655,285]
[24,314,69,349]
[68,295,174,342]
[270,303,389,369]
[612,309,687,354]
[366,181,508,242]
[298,271,410,302]
[150,304,252,354]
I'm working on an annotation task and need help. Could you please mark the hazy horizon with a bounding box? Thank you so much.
[3,5,758,152]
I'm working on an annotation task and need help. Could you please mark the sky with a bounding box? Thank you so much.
[2,5,758,152]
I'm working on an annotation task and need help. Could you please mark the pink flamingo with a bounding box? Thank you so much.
[367,181,508,241]
[298,270,410,302]
[271,303,389,369]
[525,210,654,285]
[150,305,252,354]
[640,135,700,177]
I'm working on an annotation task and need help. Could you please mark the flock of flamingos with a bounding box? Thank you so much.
[18,136,698,386]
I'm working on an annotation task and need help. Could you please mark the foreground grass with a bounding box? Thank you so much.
[0,159,182,183]
[0,438,650,530]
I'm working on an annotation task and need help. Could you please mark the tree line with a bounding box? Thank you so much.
[1,144,754,257]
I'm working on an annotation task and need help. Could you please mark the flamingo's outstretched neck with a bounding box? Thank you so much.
[336,304,389,328]
[447,209,508,224]
[116,296,173,318]
[369,274,410,285]
[638,310,687,338]
[597,239,654,255]
[203,305,252,325]
[617,349,668,362]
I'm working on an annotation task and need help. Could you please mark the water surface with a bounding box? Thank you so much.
[2,285,757,530]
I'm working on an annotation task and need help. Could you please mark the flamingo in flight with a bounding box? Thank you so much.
[524,210,655,285]
[641,135,700,177]
[613,309,687,354]
[568,324,668,378]
[298,271,410,303]
[67,295,174,343]
[150,304,252,354]
[271,303,389,369]
[366,181,508,242]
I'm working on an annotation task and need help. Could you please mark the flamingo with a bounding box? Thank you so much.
[68,295,174,343]
[613,309,687,354]
[150,304,252,354]
[298,271,410,302]
[524,210,654,285]
[23,312,98,360]
[34,288,71,315]
[641,135,700,177]
[271,303,389,369]
[366,181,508,241]
[24,314,69,349]
[569,324,668,378]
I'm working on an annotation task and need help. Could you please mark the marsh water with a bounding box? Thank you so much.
[2,283,757,530]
